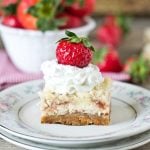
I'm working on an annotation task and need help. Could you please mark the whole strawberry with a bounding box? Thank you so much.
[17,0,64,31]
[56,31,94,68]
[2,15,23,28]
[124,56,150,83]
[105,15,130,36]
[64,0,96,18]
[93,47,123,72]
[97,16,122,47]
[97,15,130,47]
[57,13,82,29]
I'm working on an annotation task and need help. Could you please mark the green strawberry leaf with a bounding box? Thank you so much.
[82,38,95,51]
[64,0,84,6]
[65,0,75,5]
[130,57,150,83]
[37,19,57,31]
[28,0,60,19]
[28,0,62,31]
[65,30,77,37]
[70,37,81,43]
[117,14,131,35]
[58,30,95,52]
[92,48,107,64]
[79,0,85,7]
[2,3,17,15]
[82,38,91,47]
[27,6,37,17]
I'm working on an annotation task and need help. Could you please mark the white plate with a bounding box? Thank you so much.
[0,80,150,146]
[1,129,150,150]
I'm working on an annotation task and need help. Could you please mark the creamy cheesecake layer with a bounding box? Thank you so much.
[40,60,112,125]
[40,78,111,116]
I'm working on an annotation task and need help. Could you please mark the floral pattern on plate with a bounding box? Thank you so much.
[0,80,150,147]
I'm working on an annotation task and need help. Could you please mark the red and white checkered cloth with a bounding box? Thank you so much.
[0,50,130,90]
[102,72,130,81]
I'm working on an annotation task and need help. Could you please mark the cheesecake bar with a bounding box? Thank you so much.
[40,60,112,125]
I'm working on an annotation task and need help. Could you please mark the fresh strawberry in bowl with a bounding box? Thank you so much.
[93,46,123,72]
[17,0,62,31]
[0,0,23,28]
[64,0,96,18]
[16,0,89,31]
[16,0,38,30]
[0,0,96,73]
[2,15,23,28]
[57,13,83,29]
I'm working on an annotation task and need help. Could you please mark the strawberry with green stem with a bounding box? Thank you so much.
[64,0,96,18]
[1,0,23,28]
[93,47,123,72]
[97,16,122,48]
[57,13,82,29]
[56,30,94,68]
[97,15,130,47]
[124,57,150,83]
[105,15,130,36]
[17,0,64,31]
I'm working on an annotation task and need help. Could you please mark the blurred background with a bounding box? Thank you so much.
[1,0,150,61]
[95,0,150,16]
[93,0,150,62]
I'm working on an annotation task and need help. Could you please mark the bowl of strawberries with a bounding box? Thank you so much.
[0,0,96,73]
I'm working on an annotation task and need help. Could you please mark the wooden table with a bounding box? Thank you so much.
[0,17,150,150]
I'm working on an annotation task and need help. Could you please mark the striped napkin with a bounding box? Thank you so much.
[0,51,42,90]
[0,50,130,90]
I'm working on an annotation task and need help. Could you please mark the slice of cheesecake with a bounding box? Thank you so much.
[40,31,112,125]
[40,61,112,125]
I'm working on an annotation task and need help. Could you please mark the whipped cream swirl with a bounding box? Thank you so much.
[41,60,104,94]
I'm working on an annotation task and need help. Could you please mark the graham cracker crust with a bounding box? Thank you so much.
[41,113,110,125]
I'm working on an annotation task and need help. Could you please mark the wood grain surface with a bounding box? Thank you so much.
[95,0,150,15]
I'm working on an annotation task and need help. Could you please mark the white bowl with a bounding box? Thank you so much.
[0,17,96,73]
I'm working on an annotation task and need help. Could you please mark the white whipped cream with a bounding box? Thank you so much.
[41,60,104,94]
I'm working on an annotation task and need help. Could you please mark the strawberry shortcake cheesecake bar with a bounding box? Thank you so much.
[40,31,112,125]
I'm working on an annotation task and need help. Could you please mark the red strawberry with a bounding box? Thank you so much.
[17,0,63,31]
[17,0,38,30]
[93,47,123,72]
[0,10,3,16]
[2,15,23,28]
[57,13,82,29]
[65,0,96,18]
[97,16,122,47]
[105,15,130,36]
[56,30,94,68]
